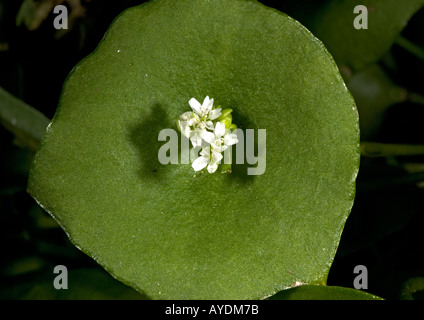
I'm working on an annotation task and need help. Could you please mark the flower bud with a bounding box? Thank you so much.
[218,109,233,128]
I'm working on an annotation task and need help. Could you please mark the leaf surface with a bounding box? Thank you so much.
[28,0,359,299]
[268,285,383,300]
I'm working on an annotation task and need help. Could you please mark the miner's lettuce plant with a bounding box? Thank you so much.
[26,0,380,300]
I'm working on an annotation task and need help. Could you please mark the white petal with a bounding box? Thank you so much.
[211,140,223,153]
[208,108,222,120]
[192,156,209,171]
[190,130,204,147]
[200,130,215,144]
[202,96,210,105]
[178,120,190,138]
[211,149,223,163]
[180,111,193,121]
[189,98,202,115]
[178,119,184,131]
[200,139,210,149]
[190,146,202,161]
[214,121,226,138]
[207,162,218,173]
[187,118,197,127]
[184,128,193,139]
[202,96,214,113]
[192,112,201,122]
[200,146,211,157]
[205,120,214,131]
[224,133,238,146]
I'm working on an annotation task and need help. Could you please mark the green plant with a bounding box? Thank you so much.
[27,0,361,299]
[2,0,424,301]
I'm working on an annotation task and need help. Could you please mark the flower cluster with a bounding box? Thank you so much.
[178,96,239,173]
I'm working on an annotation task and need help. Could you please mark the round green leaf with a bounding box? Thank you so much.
[400,277,424,300]
[268,285,383,300]
[15,269,146,300]
[28,0,359,299]
[302,0,424,72]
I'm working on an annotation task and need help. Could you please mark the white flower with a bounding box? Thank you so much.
[189,128,209,148]
[203,122,239,153]
[189,96,222,127]
[177,96,239,174]
[191,122,239,174]
[191,146,223,174]
[179,96,222,147]
[189,96,210,116]
[178,119,192,139]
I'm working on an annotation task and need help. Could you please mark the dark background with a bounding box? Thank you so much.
[1,0,424,300]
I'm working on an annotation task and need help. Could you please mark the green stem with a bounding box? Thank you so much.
[358,172,424,192]
[395,36,424,61]
[400,277,424,300]
[361,142,424,157]
[408,92,424,105]
[0,86,50,151]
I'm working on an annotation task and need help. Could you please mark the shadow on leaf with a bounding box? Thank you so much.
[223,107,257,185]
[128,103,173,181]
